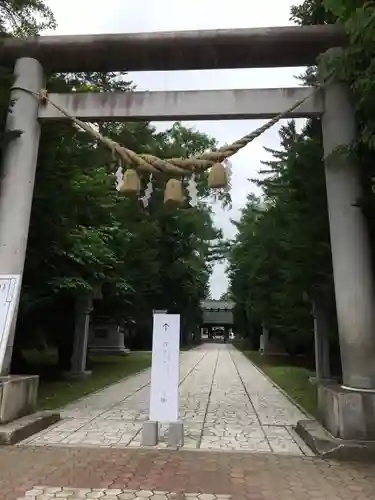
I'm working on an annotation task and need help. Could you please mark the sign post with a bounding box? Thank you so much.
[149,312,180,422]
[142,311,183,447]
[0,275,22,374]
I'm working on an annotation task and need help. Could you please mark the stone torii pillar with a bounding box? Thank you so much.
[0,57,52,428]
[0,57,44,375]
[318,48,375,440]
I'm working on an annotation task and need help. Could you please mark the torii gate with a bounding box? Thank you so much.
[0,25,374,442]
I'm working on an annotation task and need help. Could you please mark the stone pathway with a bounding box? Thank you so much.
[20,344,311,454]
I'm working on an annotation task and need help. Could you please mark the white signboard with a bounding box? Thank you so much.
[0,275,22,373]
[149,312,180,422]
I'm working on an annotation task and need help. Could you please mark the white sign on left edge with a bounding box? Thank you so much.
[149,313,180,422]
[0,275,22,373]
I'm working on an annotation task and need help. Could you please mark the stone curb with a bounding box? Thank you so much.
[296,419,375,462]
[0,410,60,445]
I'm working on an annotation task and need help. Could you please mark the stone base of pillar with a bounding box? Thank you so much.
[62,370,92,380]
[141,420,158,446]
[89,347,130,356]
[0,375,39,424]
[167,421,184,447]
[318,383,375,441]
[308,376,339,386]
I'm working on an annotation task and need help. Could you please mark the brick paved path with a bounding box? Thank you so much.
[20,344,310,454]
[1,446,374,500]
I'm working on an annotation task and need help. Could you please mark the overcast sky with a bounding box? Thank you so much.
[44,0,306,298]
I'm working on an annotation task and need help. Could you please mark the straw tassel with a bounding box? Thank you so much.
[120,168,141,196]
[208,163,228,188]
[164,178,185,206]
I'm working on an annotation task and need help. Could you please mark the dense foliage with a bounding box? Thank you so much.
[229,0,375,371]
[0,1,226,372]
[0,1,56,159]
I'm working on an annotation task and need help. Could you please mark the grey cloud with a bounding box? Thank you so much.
[45,0,295,34]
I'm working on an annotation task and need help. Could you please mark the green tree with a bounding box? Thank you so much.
[230,0,375,371]
[229,106,334,356]
[0,0,56,163]
[13,67,224,366]
[0,0,55,35]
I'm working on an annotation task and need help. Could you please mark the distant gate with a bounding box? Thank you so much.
[201,300,234,326]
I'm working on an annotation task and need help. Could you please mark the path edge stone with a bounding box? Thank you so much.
[0,410,60,445]
[296,419,375,462]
